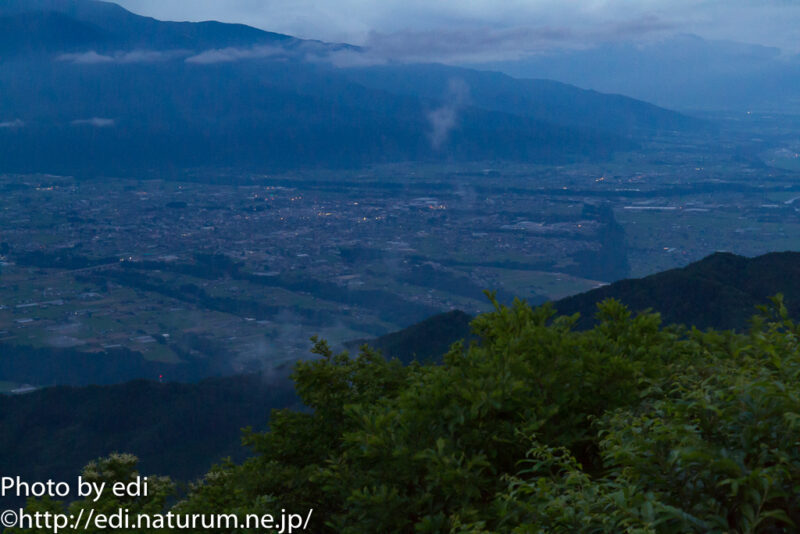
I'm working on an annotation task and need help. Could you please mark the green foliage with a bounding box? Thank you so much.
[8,454,174,534]
[174,296,699,532]
[20,294,800,533]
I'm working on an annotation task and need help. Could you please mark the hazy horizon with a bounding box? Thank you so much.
[114,0,800,61]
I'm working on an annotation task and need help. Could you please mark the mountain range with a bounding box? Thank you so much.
[359,251,800,363]
[555,251,800,331]
[466,34,800,113]
[0,373,297,506]
[0,0,703,175]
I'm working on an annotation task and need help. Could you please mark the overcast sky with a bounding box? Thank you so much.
[114,0,800,60]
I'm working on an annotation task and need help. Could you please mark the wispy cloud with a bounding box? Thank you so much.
[58,51,113,64]
[427,79,469,149]
[119,50,186,63]
[296,14,676,67]
[71,118,116,127]
[0,119,24,129]
[352,16,676,64]
[58,50,185,64]
[116,0,800,57]
[307,48,387,67]
[185,45,286,64]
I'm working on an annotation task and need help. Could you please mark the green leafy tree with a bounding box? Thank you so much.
[8,454,174,534]
[18,294,800,533]
[173,297,690,532]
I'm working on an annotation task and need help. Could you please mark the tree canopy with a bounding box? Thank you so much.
[16,294,800,533]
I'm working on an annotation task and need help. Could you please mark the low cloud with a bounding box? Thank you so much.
[119,50,186,63]
[58,50,185,64]
[71,118,116,127]
[365,27,573,63]
[234,309,314,373]
[308,48,387,67]
[58,51,113,64]
[115,0,800,57]
[427,78,470,150]
[299,15,676,67]
[357,16,676,64]
[185,45,286,64]
[0,119,24,129]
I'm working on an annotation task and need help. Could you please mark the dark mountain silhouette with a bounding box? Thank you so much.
[0,340,231,387]
[0,373,298,505]
[555,251,800,331]
[0,0,702,174]
[466,34,800,113]
[340,64,704,136]
[359,251,800,362]
[0,0,298,52]
[0,11,110,54]
[345,310,474,364]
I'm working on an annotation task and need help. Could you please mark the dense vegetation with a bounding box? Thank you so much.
[19,293,800,532]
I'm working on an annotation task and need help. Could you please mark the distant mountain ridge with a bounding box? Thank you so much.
[345,310,474,364]
[0,10,110,54]
[340,64,702,137]
[0,0,702,174]
[0,373,297,505]
[361,251,800,362]
[555,251,800,331]
[0,0,299,52]
[465,34,800,112]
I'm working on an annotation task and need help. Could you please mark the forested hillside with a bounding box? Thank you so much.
[556,251,800,330]
[0,1,702,174]
[18,295,800,532]
[363,251,800,363]
[0,373,297,503]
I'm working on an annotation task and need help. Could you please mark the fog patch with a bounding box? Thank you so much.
[185,45,286,64]
[71,118,116,127]
[0,119,24,129]
[309,48,389,68]
[455,182,478,209]
[234,310,314,373]
[58,50,184,64]
[58,51,114,64]
[427,78,470,150]
[118,50,186,63]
